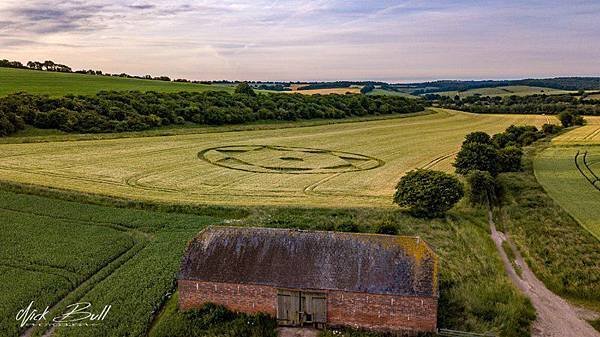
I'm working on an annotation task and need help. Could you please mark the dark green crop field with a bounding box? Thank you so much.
[0,68,232,97]
[0,183,535,337]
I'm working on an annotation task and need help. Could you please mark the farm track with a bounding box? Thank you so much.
[575,151,600,191]
[489,211,600,337]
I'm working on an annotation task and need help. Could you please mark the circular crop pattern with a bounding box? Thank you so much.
[199,145,384,174]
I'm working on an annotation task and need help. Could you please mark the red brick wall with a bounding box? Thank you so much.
[178,280,277,315]
[328,290,437,332]
[178,280,437,332]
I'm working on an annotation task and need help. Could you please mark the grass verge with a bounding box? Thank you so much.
[495,144,600,327]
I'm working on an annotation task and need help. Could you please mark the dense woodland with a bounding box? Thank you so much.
[434,93,600,115]
[0,90,424,136]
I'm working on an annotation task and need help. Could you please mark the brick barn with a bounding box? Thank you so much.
[178,226,439,333]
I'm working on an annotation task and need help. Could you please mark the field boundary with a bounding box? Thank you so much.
[1,110,434,145]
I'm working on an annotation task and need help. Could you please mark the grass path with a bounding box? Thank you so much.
[489,210,599,337]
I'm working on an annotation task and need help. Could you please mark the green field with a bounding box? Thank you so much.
[534,118,600,239]
[0,109,554,207]
[0,189,218,337]
[437,85,574,98]
[367,88,419,98]
[534,146,600,240]
[0,68,232,97]
[0,186,535,337]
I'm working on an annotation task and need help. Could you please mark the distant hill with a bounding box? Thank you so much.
[0,67,232,97]
[405,77,600,95]
[435,85,575,98]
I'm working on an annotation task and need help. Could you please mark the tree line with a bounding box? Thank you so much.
[0,87,424,136]
[394,123,564,216]
[410,78,600,94]
[433,93,600,115]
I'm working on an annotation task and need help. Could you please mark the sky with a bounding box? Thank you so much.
[1,0,599,82]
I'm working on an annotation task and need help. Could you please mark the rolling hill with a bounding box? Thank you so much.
[0,67,232,97]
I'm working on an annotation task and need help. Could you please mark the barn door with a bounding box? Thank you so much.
[277,290,327,326]
[301,292,327,324]
[277,290,300,326]
[311,296,327,323]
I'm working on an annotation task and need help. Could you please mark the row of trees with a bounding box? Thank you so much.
[412,78,600,95]
[0,86,424,136]
[435,93,600,115]
[393,123,564,216]
[0,58,179,82]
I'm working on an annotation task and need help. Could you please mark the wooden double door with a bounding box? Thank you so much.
[276,289,327,326]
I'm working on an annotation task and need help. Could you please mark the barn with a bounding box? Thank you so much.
[178,226,439,333]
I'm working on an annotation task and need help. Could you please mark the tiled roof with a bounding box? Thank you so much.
[179,226,438,297]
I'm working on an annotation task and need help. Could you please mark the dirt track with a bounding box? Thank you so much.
[488,211,600,337]
[277,327,319,337]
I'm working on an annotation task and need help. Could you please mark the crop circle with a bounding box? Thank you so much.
[199,145,384,174]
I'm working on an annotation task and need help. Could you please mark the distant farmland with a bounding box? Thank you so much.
[437,85,574,98]
[289,87,362,95]
[286,83,362,95]
[0,109,553,207]
[367,88,419,98]
[0,67,232,97]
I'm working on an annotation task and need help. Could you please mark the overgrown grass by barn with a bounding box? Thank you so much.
[149,294,277,337]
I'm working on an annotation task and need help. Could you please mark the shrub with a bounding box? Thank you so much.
[376,223,398,235]
[393,169,464,217]
[541,123,562,135]
[466,170,498,206]
[234,82,257,96]
[558,110,585,127]
[184,303,235,329]
[454,143,499,175]
[498,146,523,172]
[492,132,511,148]
[463,131,492,145]
[517,131,541,146]
[335,223,359,233]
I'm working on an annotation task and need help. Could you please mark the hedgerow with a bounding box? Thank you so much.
[0,91,424,136]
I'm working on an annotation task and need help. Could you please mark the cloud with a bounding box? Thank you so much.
[0,0,598,81]
[127,4,155,10]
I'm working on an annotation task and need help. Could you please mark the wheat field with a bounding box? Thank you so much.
[0,109,554,207]
[552,116,600,145]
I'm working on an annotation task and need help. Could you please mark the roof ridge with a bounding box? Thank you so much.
[206,224,426,241]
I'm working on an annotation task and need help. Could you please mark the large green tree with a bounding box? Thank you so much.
[393,169,464,217]
[454,143,499,175]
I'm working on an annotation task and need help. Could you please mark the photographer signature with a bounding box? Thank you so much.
[16,301,111,327]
